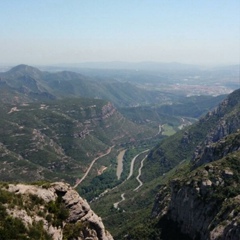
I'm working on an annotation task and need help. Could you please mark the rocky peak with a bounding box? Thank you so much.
[4,182,113,240]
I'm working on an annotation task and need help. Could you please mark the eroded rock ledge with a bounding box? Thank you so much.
[6,182,113,240]
[152,158,240,240]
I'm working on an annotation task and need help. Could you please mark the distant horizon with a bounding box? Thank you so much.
[0,61,239,69]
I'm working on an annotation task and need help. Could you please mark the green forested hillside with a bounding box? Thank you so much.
[142,88,240,182]
[120,94,225,122]
[0,65,166,107]
[91,89,240,239]
[130,89,240,239]
[1,64,237,240]
[0,97,154,184]
[1,64,226,109]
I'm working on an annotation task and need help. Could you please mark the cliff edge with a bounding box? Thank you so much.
[0,182,113,240]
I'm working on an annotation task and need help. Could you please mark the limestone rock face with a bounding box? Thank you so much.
[8,183,56,202]
[193,132,240,168]
[6,182,113,240]
[168,177,240,240]
[150,89,240,240]
[152,161,240,240]
[192,91,240,169]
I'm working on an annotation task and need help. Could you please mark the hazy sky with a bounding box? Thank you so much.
[1,0,239,65]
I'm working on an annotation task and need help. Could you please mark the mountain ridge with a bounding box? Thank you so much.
[1,64,239,239]
[0,64,164,107]
[0,97,154,184]
[148,89,240,240]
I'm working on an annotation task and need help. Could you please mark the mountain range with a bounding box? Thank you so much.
[0,64,239,239]
[0,97,156,184]
[0,64,169,107]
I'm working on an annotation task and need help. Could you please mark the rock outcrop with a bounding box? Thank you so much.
[151,89,240,240]
[193,131,240,168]
[168,159,240,240]
[4,182,113,240]
[192,89,240,168]
[152,153,240,240]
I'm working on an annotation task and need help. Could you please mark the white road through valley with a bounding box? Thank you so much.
[133,155,147,191]
[113,193,125,209]
[127,149,149,180]
[155,124,162,136]
[73,145,114,189]
[113,149,149,208]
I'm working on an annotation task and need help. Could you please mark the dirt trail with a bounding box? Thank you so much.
[73,145,114,189]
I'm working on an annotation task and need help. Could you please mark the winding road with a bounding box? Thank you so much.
[127,149,149,180]
[73,145,114,189]
[133,154,147,191]
[113,149,149,208]
[113,193,125,209]
[155,124,162,136]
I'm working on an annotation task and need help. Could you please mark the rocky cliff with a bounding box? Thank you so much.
[151,89,240,240]
[0,182,113,240]
[193,132,240,169]
[193,89,240,168]
[168,152,240,240]
[152,138,240,240]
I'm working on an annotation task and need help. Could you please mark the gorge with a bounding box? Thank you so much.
[0,65,239,239]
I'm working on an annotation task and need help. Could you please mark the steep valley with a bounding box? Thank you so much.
[91,89,240,239]
[0,98,156,184]
[0,65,239,240]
